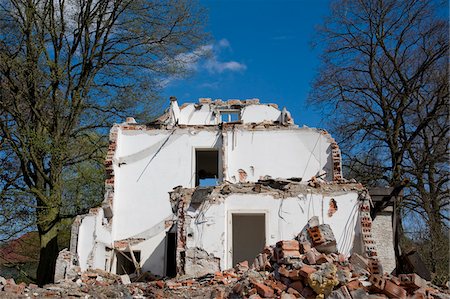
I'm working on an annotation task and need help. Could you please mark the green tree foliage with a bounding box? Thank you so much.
[311,0,448,278]
[0,0,206,285]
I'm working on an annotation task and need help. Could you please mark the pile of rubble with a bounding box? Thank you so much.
[0,223,448,298]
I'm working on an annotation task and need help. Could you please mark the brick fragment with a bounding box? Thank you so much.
[368,258,383,275]
[289,280,304,293]
[299,265,316,278]
[288,269,301,280]
[307,226,325,245]
[232,282,244,295]
[277,240,300,251]
[316,253,333,264]
[253,282,275,298]
[278,266,290,277]
[300,241,312,253]
[276,248,302,259]
[301,286,316,298]
[369,275,385,293]
[346,279,361,291]
[383,279,407,299]
[399,273,428,290]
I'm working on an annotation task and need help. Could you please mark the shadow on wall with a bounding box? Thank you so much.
[142,237,166,276]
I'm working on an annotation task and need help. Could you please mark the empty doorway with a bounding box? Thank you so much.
[231,213,266,266]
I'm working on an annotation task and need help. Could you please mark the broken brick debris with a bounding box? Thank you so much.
[0,225,448,298]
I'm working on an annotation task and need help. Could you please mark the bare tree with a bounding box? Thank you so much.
[311,0,449,274]
[0,0,206,285]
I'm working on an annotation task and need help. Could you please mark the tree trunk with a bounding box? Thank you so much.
[36,232,59,286]
[393,195,404,274]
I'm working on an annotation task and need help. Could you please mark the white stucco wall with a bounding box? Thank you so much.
[225,128,333,182]
[179,104,217,125]
[186,192,360,270]
[113,126,334,240]
[114,129,222,240]
[77,209,112,271]
[240,105,281,123]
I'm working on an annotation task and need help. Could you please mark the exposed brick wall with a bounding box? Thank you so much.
[319,130,343,182]
[359,199,378,258]
[104,125,119,214]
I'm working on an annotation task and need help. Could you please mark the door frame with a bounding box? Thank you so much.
[227,210,268,268]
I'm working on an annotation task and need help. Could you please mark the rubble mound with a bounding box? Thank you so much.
[0,224,448,298]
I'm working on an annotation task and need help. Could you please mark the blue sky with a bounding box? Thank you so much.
[162,0,331,128]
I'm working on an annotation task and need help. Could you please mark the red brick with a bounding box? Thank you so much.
[166,281,182,289]
[390,276,401,286]
[155,280,165,289]
[346,279,361,291]
[307,226,325,245]
[278,266,290,277]
[369,275,386,293]
[265,279,286,295]
[301,286,316,298]
[316,253,332,264]
[383,280,407,299]
[300,241,312,253]
[254,282,275,298]
[232,282,244,295]
[411,289,427,299]
[288,269,301,280]
[368,258,383,275]
[299,265,316,278]
[276,248,302,259]
[289,280,304,293]
[276,240,300,251]
[399,273,428,290]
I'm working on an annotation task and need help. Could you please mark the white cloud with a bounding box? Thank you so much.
[163,38,246,86]
[171,44,213,71]
[218,38,231,49]
[204,59,247,74]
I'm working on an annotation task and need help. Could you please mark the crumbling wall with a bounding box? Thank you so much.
[184,248,220,277]
[77,208,112,271]
[174,181,365,274]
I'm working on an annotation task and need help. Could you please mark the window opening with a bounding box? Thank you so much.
[195,149,219,186]
[220,110,240,123]
[116,251,141,275]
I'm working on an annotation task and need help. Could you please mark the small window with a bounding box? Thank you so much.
[195,149,219,186]
[220,110,240,123]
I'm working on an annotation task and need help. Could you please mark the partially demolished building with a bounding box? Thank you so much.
[71,98,395,279]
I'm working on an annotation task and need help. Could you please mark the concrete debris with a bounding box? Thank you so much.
[0,224,449,298]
